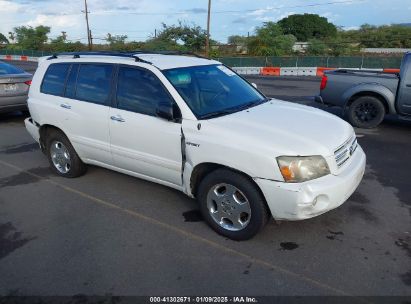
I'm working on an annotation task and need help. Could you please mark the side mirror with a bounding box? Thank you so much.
[251,82,258,89]
[156,102,174,121]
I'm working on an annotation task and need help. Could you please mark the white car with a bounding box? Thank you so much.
[25,52,366,240]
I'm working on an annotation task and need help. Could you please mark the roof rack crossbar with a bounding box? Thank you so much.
[47,50,209,61]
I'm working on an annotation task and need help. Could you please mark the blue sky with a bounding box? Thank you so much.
[0,0,410,43]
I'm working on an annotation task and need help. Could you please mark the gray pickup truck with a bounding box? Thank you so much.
[316,52,411,128]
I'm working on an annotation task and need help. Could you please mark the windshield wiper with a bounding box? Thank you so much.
[199,98,270,120]
[199,109,235,120]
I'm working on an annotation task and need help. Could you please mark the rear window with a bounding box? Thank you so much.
[0,62,25,75]
[41,64,70,96]
[75,64,113,105]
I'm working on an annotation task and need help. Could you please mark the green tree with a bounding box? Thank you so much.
[339,24,411,49]
[278,14,337,41]
[44,32,86,53]
[13,25,50,50]
[306,38,328,55]
[146,21,207,52]
[247,22,296,56]
[227,35,248,46]
[0,33,9,45]
[8,32,15,42]
[106,34,128,50]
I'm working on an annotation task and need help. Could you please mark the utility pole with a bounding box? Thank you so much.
[89,30,93,50]
[83,0,91,50]
[205,0,211,57]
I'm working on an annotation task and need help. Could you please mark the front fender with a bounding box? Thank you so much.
[180,120,284,196]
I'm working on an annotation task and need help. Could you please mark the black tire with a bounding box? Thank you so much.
[347,96,385,128]
[45,129,87,178]
[197,168,269,241]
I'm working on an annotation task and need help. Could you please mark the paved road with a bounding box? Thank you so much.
[0,60,410,297]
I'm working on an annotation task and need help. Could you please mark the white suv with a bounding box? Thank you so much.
[25,52,366,240]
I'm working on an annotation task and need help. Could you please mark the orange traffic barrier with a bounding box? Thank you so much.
[316,67,335,77]
[20,56,28,61]
[261,67,280,76]
[383,68,400,74]
[4,55,12,60]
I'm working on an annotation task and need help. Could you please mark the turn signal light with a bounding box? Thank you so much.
[24,80,32,86]
[280,166,294,182]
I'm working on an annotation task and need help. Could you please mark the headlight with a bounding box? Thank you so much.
[276,156,330,183]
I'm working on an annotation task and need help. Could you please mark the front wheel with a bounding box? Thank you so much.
[347,96,385,128]
[197,168,269,240]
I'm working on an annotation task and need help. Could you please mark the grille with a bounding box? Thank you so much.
[334,136,358,168]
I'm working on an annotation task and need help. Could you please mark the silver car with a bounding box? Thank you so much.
[0,61,32,114]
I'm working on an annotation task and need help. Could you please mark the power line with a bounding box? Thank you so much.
[79,0,364,16]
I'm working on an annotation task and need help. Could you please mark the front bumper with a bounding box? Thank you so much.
[255,146,366,220]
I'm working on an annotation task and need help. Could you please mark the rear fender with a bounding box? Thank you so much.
[342,84,396,115]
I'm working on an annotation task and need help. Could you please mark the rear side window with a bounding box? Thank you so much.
[116,66,173,116]
[41,64,70,96]
[76,64,113,105]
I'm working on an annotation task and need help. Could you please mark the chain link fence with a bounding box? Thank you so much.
[217,56,403,69]
[0,49,54,57]
[0,49,403,69]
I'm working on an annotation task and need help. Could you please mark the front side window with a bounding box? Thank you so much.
[116,66,174,116]
[76,64,113,105]
[163,65,266,119]
[41,63,70,96]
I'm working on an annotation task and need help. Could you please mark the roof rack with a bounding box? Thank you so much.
[133,50,209,59]
[47,50,209,63]
[47,51,153,64]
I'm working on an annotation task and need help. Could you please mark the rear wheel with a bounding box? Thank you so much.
[197,168,269,240]
[347,96,385,128]
[46,130,86,178]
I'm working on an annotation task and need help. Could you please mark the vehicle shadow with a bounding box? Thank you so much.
[0,111,29,124]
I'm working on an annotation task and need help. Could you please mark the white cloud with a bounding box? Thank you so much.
[26,14,82,29]
[320,12,339,22]
[0,0,22,13]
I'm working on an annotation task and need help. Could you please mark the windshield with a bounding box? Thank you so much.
[0,62,25,75]
[163,64,266,119]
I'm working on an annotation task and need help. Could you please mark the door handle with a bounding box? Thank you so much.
[406,84,411,87]
[110,115,125,122]
[60,103,71,109]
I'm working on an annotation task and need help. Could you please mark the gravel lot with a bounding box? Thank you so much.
[0,60,410,297]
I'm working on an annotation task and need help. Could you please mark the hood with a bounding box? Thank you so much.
[204,99,354,157]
